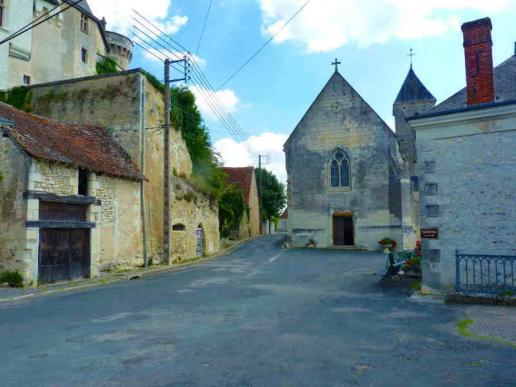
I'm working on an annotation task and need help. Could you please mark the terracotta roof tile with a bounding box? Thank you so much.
[0,103,143,181]
[223,167,255,204]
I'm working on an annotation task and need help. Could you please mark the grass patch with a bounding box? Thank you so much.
[457,318,516,348]
[0,271,24,287]
[457,319,474,337]
[410,279,422,292]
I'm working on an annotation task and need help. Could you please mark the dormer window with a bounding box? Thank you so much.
[0,0,6,28]
[80,13,89,33]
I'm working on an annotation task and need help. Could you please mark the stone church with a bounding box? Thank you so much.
[284,62,434,251]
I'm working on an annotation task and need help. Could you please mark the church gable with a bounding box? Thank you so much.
[285,71,394,151]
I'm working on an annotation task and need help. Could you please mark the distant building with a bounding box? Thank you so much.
[284,67,417,250]
[223,167,261,239]
[408,18,516,293]
[278,208,288,232]
[0,0,133,90]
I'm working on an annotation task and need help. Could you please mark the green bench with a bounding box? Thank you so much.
[384,250,416,277]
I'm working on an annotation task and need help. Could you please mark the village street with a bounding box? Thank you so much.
[0,235,515,387]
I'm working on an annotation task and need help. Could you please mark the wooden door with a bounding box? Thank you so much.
[39,229,90,284]
[333,215,354,246]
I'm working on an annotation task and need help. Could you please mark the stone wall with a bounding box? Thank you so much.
[0,135,31,282]
[90,174,143,271]
[238,172,260,239]
[171,176,220,262]
[285,72,407,250]
[412,105,516,293]
[28,70,219,266]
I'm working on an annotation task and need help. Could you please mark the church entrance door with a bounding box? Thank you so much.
[333,214,354,246]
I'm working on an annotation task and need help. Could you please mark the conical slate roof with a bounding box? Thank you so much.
[395,68,435,104]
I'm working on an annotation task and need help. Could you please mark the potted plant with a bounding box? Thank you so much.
[378,238,397,253]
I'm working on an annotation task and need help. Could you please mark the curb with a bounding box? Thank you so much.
[0,235,262,304]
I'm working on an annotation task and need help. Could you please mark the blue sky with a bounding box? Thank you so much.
[90,0,516,181]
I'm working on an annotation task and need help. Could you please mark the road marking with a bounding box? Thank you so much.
[267,254,282,264]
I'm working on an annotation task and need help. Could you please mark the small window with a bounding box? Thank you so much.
[329,149,351,189]
[81,48,88,63]
[80,13,89,33]
[78,169,88,196]
[172,224,186,231]
[0,0,5,28]
[23,75,31,85]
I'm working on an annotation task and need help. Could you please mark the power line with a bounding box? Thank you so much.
[132,14,250,143]
[217,0,312,90]
[0,0,84,46]
[195,0,214,55]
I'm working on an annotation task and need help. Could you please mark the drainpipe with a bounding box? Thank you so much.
[139,73,148,267]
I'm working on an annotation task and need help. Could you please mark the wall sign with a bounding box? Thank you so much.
[421,228,439,239]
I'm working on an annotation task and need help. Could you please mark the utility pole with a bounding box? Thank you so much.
[258,154,269,235]
[163,56,189,264]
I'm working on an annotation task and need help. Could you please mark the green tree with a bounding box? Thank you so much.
[218,184,245,238]
[255,168,286,230]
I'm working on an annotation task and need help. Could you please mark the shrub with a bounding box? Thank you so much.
[96,57,119,75]
[0,271,24,287]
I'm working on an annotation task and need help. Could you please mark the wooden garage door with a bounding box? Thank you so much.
[39,229,90,285]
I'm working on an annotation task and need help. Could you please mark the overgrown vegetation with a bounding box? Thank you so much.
[0,271,24,288]
[96,57,119,75]
[219,185,245,238]
[141,71,254,238]
[0,86,32,111]
[255,168,286,228]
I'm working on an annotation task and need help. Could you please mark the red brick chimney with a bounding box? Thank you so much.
[461,17,495,105]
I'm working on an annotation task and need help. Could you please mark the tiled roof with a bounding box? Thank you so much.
[0,103,143,181]
[395,68,436,104]
[431,55,516,114]
[223,167,255,204]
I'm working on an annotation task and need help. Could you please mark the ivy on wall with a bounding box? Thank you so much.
[0,87,32,111]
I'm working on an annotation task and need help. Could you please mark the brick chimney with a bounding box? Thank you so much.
[461,17,495,105]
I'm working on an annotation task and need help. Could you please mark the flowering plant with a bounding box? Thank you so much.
[378,238,397,250]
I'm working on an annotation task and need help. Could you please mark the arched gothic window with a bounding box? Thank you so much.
[330,149,350,188]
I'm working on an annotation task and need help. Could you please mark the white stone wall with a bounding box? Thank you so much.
[0,135,31,283]
[412,104,516,293]
[4,0,107,89]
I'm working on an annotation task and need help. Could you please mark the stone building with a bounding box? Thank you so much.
[0,102,144,285]
[222,167,261,239]
[0,0,132,90]
[408,18,516,293]
[27,69,220,266]
[284,67,416,250]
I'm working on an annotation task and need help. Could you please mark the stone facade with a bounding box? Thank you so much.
[410,104,516,293]
[285,71,414,250]
[28,69,219,266]
[240,172,260,239]
[0,0,131,90]
[0,143,143,285]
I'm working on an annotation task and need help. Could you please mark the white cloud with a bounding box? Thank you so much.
[88,0,188,36]
[214,132,289,184]
[190,86,240,121]
[258,0,512,52]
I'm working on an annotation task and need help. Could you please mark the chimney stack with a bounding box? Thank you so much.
[461,17,495,105]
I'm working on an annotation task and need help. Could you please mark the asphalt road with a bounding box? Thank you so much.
[0,235,514,386]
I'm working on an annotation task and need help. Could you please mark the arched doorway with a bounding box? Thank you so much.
[195,224,204,257]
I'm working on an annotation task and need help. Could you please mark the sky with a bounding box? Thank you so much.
[89,0,516,183]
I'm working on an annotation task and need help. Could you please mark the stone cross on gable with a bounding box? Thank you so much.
[407,48,415,68]
[332,58,341,72]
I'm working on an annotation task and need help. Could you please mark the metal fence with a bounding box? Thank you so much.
[455,251,516,294]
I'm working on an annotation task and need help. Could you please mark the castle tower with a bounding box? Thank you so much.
[105,31,134,71]
[393,67,436,164]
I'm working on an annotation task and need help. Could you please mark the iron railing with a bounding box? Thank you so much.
[455,251,516,294]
